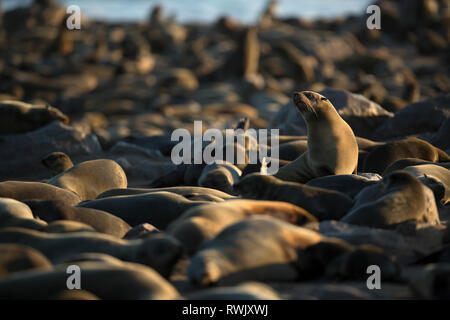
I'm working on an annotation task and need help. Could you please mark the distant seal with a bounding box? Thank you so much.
[78,192,208,228]
[167,199,317,254]
[274,91,358,183]
[25,199,131,237]
[41,152,73,177]
[0,261,180,300]
[0,181,81,205]
[0,227,182,277]
[341,171,440,229]
[198,161,242,195]
[0,243,52,277]
[234,173,354,221]
[0,100,69,134]
[187,216,323,285]
[46,159,127,201]
[363,138,450,174]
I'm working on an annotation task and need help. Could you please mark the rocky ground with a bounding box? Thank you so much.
[0,0,449,300]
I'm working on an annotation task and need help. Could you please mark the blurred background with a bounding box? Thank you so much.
[0,0,448,183]
[4,0,372,23]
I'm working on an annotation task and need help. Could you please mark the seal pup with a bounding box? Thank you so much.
[0,100,69,134]
[46,159,127,201]
[0,227,182,277]
[0,261,179,300]
[363,138,450,174]
[341,171,440,229]
[274,91,358,183]
[41,152,73,177]
[234,173,354,221]
[167,199,317,254]
[187,216,323,285]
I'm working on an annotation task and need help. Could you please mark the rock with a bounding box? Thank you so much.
[0,122,101,180]
[372,94,450,140]
[432,116,450,150]
[0,100,69,134]
[409,263,450,299]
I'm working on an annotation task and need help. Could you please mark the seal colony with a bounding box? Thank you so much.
[0,0,449,300]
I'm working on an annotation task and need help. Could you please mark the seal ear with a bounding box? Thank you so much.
[320,97,328,101]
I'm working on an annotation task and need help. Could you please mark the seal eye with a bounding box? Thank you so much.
[320,97,328,101]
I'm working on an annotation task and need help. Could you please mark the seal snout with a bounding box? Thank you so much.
[292,91,312,113]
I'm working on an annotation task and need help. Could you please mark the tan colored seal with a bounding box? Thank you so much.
[274,91,358,183]
[46,159,127,201]
[167,199,317,254]
[187,216,323,285]
[0,181,81,205]
[364,137,450,174]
